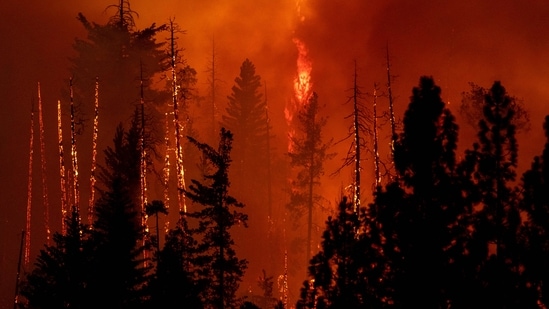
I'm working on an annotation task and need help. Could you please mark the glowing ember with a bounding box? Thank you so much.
[25,102,34,266]
[373,86,381,188]
[37,83,51,245]
[163,111,171,230]
[169,20,187,215]
[88,78,99,225]
[69,78,80,210]
[139,74,148,231]
[57,100,68,234]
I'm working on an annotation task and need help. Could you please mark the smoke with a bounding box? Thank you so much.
[2,0,549,306]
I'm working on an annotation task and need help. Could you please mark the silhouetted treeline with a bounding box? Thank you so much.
[298,77,549,308]
[21,74,549,309]
[19,126,249,309]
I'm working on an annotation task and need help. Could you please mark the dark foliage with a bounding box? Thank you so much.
[185,128,248,309]
[298,197,386,308]
[147,216,203,309]
[287,92,335,264]
[20,208,90,309]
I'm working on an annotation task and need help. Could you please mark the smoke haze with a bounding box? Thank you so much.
[2,0,549,306]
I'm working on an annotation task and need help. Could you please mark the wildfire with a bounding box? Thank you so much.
[285,38,313,152]
[293,38,313,105]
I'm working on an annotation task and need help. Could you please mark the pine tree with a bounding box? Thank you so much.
[332,61,371,210]
[21,116,152,309]
[459,82,530,132]
[298,197,385,308]
[88,120,150,308]
[375,76,463,307]
[518,115,549,306]
[461,81,532,307]
[185,128,248,309]
[222,59,268,193]
[70,1,166,139]
[147,215,203,309]
[20,208,90,309]
[287,92,334,266]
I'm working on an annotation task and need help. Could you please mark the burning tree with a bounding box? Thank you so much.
[21,119,151,308]
[332,62,372,211]
[287,92,335,266]
[70,0,166,151]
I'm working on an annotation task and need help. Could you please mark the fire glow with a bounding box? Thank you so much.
[285,38,313,152]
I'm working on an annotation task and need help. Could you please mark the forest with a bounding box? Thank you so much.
[8,1,549,309]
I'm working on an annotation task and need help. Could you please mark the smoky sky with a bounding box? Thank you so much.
[2,0,549,306]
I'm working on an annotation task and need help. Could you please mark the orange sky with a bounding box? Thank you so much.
[2,0,549,306]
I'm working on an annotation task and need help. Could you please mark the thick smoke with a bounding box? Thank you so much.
[2,0,549,306]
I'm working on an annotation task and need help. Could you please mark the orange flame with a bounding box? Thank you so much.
[293,38,313,105]
[285,37,313,152]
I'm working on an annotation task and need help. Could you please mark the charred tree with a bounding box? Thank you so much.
[332,61,371,212]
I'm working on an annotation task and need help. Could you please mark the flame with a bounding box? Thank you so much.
[285,38,313,152]
[171,56,187,215]
[293,38,313,105]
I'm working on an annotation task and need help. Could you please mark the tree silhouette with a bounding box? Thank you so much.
[298,197,386,308]
[88,120,150,308]
[332,62,371,210]
[459,81,535,307]
[459,82,530,132]
[375,76,463,307]
[147,215,203,309]
[185,128,248,309]
[518,115,549,306]
[21,118,151,308]
[287,92,335,266]
[20,208,89,309]
[145,200,168,256]
[70,3,166,139]
[222,59,269,195]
